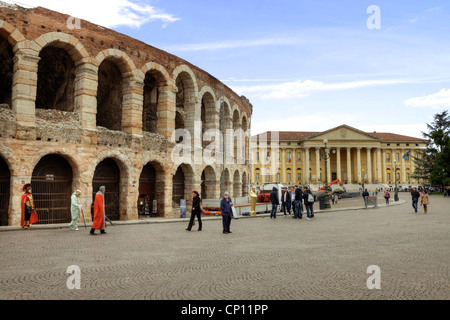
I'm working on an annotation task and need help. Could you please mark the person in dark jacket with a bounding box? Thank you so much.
[186,191,202,231]
[294,186,303,219]
[362,189,370,208]
[220,192,233,234]
[303,186,314,219]
[270,186,279,219]
[281,187,291,217]
[411,187,420,213]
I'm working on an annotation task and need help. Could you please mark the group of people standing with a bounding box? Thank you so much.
[20,183,108,235]
[273,186,316,220]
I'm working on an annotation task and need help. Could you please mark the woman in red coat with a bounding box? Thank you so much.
[21,183,39,229]
[90,186,107,235]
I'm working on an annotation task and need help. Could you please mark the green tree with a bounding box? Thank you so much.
[413,110,450,187]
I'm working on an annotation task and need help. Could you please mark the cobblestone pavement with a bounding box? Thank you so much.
[0,193,449,300]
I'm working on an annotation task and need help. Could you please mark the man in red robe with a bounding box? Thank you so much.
[90,186,107,235]
[21,184,39,229]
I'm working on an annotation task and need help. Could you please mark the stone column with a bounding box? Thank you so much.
[12,50,40,140]
[292,148,297,184]
[326,149,332,184]
[381,148,387,183]
[377,148,382,184]
[367,148,372,184]
[347,147,352,184]
[315,147,320,184]
[157,84,177,139]
[336,147,342,182]
[281,147,286,183]
[357,147,362,183]
[304,147,310,184]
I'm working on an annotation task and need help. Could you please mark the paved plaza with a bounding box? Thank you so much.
[0,193,449,300]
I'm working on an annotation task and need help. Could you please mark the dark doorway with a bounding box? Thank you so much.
[31,154,73,224]
[0,37,13,108]
[138,163,157,217]
[0,157,10,226]
[172,166,185,207]
[92,158,121,221]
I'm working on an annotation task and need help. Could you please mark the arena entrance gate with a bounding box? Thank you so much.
[31,154,73,224]
[0,157,10,226]
[138,163,157,217]
[92,158,121,221]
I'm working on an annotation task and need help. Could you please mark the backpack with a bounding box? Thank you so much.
[308,193,315,203]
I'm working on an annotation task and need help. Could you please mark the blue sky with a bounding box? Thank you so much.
[5,0,450,138]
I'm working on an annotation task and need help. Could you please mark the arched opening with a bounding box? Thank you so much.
[175,111,185,131]
[233,170,241,198]
[176,76,185,110]
[233,110,241,163]
[92,158,121,221]
[201,166,216,199]
[36,46,75,111]
[242,116,249,163]
[138,162,165,217]
[143,70,166,134]
[201,92,216,149]
[175,71,196,136]
[172,164,194,213]
[97,59,123,131]
[0,156,10,226]
[0,36,13,108]
[220,102,231,162]
[31,154,73,224]
[220,168,231,198]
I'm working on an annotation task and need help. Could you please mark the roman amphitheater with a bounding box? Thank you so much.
[0,2,252,226]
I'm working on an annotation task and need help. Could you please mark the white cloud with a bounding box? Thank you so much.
[231,79,407,100]
[2,0,180,28]
[404,88,450,109]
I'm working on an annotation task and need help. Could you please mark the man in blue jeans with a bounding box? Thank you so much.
[270,187,279,219]
[411,187,420,213]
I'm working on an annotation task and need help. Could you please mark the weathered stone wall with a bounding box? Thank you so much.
[0,3,253,226]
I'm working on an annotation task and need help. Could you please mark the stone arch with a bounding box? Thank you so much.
[141,63,171,134]
[31,154,74,224]
[138,161,166,217]
[173,65,198,138]
[0,155,11,226]
[201,165,217,199]
[95,49,137,132]
[200,87,218,133]
[0,19,26,48]
[172,163,195,212]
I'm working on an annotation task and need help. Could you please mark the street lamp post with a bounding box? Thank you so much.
[322,139,331,209]
[394,160,399,201]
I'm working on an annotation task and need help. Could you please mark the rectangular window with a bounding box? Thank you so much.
[256,152,259,161]
[297,173,301,182]
[277,173,281,181]
[297,152,301,161]
[266,174,270,181]
[386,153,390,160]
[387,173,391,181]
[256,173,260,182]
[396,153,400,161]
[406,173,410,181]
[396,173,400,181]
[287,173,291,181]
[277,152,280,161]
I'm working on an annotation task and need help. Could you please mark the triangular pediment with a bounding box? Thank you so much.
[306,125,380,142]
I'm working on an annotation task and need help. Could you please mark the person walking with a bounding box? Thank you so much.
[220,192,233,234]
[362,189,370,208]
[384,190,390,205]
[420,190,430,214]
[303,186,314,220]
[69,190,82,231]
[270,186,279,219]
[290,186,296,217]
[90,186,107,235]
[411,187,420,213]
[294,186,303,219]
[186,191,202,231]
[281,187,291,217]
[20,183,39,230]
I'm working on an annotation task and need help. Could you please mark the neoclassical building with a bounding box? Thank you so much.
[0,3,252,226]
[251,125,428,188]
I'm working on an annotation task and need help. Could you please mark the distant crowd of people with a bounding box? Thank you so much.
[271,185,316,220]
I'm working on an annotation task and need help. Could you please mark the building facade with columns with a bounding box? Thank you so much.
[251,125,427,187]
